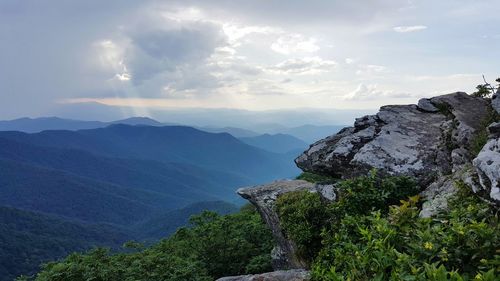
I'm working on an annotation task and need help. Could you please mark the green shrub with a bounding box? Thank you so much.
[329,170,418,218]
[27,205,274,281]
[296,172,337,183]
[276,170,418,265]
[311,182,500,281]
[276,191,329,263]
[472,84,493,98]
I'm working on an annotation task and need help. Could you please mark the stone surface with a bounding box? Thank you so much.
[473,122,500,205]
[216,269,310,281]
[315,183,336,201]
[492,89,500,114]
[488,122,500,136]
[296,92,490,187]
[417,98,439,112]
[237,180,316,269]
[234,92,498,279]
[420,177,456,218]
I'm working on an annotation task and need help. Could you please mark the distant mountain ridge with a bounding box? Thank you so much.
[239,133,308,154]
[0,125,299,224]
[0,117,345,144]
[0,116,170,133]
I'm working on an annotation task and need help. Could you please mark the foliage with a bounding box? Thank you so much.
[472,84,494,98]
[471,77,499,98]
[329,170,418,217]
[26,205,274,281]
[134,201,238,240]
[277,171,418,264]
[0,206,130,281]
[277,191,330,262]
[278,171,498,279]
[296,172,337,183]
[311,182,499,280]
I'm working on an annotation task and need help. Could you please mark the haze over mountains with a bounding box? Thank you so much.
[0,116,341,279]
[0,116,344,144]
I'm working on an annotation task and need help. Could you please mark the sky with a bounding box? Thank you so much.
[0,0,499,124]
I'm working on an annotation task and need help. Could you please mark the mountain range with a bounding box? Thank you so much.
[0,121,305,279]
[0,116,343,144]
[0,116,346,279]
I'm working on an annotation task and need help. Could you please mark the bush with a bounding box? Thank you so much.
[312,182,500,280]
[296,172,337,183]
[277,191,329,263]
[276,170,418,265]
[27,205,274,281]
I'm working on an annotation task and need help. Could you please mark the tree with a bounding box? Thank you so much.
[472,75,500,98]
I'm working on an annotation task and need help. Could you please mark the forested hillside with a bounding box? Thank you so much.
[0,206,131,281]
[0,124,300,280]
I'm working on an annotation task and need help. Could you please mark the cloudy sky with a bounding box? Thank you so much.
[0,0,499,121]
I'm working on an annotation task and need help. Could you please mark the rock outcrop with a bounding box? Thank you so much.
[473,122,500,205]
[216,269,310,281]
[237,180,335,270]
[225,92,499,281]
[491,88,500,114]
[296,92,490,188]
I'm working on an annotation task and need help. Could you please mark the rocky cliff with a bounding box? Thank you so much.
[220,91,499,280]
[237,180,335,270]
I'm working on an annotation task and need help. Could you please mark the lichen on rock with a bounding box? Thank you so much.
[473,122,500,205]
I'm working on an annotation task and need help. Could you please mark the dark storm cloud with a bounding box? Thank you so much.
[126,22,226,83]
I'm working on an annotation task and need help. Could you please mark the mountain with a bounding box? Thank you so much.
[239,133,308,154]
[0,125,299,182]
[0,124,299,227]
[0,137,258,226]
[109,117,168,126]
[0,116,346,145]
[198,126,260,138]
[0,157,162,225]
[135,201,239,240]
[0,123,301,278]
[0,117,106,133]
[0,205,131,281]
[275,124,345,143]
[0,116,175,133]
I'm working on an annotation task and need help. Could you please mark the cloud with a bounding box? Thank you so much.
[393,25,427,33]
[344,83,413,100]
[0,0,498,120]
[268,57,336,74]
[125,21,227,84]
[345,58,358,64]
[222,24,281,46]
[271,34,320,54]
[355,64,389,76]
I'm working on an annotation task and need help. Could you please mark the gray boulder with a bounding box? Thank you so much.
[472,122,500,205]
[418,98,439,112]
[296,92,490,187]
[216,269,310,281]
[491,88,500,114]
